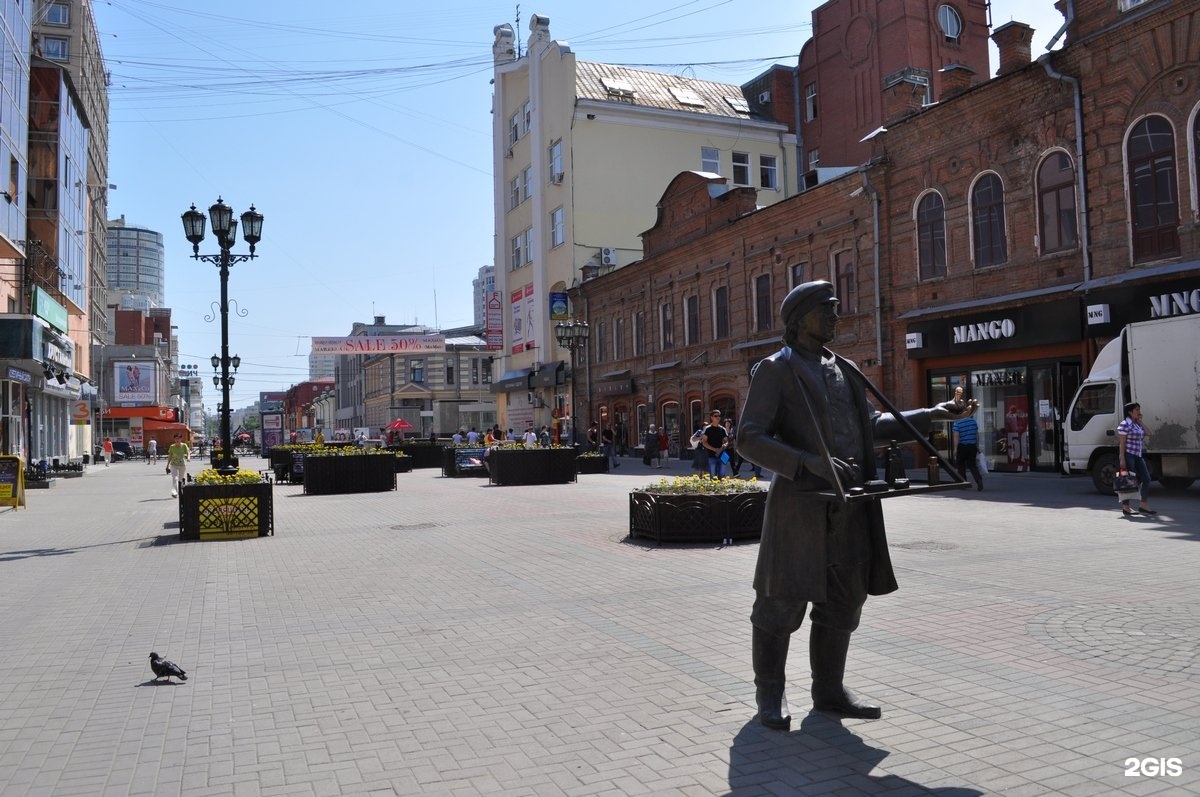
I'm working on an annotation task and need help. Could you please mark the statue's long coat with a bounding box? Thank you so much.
[737,346,935,602]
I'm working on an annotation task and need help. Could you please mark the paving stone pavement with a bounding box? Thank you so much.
[1,455,1197,796]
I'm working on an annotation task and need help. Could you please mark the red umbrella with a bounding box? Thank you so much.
[385,418,414,431]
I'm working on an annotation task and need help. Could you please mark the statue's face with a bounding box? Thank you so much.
[795,300,840,345]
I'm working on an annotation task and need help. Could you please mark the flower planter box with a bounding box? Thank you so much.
[628,490,765,544]
[576,456,609,474]
[178,482,273,541]
[390,443,444,469]
[488,448,578,486]
[302,454,397,495]
[394,456,413,473]
[209,453,240,471]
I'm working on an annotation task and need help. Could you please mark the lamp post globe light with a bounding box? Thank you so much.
[553,319,589,446]
[182,198,263,476]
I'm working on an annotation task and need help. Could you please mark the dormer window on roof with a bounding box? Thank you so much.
[669,86,706,107]
[600,76,635,98]
[724,96,750,115]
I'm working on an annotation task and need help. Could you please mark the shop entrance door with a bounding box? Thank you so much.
[1029,362,1081,472]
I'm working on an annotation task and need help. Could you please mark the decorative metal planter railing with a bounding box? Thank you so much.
[488,448,578,486]
[178,482,274,541]
[628,490,765,544]
[302,454,397,495]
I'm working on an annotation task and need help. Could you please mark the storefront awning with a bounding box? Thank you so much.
[143,419,192,433]
[1073,258,1199,293]
[731,337,779,351]
[490,368,532,393]
[599,369,631,380]
[530,361,565,387]
[103,406,177,419]
[647,360,681,372]
[897,284,1077,320]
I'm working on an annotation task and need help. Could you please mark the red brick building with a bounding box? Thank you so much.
[570,0,1200,472]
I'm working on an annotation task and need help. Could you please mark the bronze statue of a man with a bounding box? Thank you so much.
[737,280,974,728]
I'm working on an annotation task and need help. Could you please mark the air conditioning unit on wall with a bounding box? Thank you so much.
[758,90,771,103]
[550,172,564,184]
[600,247,618,266]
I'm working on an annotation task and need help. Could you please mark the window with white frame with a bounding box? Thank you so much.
[701,146,720,173]
[759,155,778,190]
[522,100,532,134]
[521,166,532,201]
[508,112,520,147]
[805,82,817,121]
[510,233,524,270]
[409,359,425,383]
[732,152,751,185]
[509,176,521,210]
[549,139,563,180]
[46,3,70,25]
[550,207,565,247]
[808,148,821,170]
[524,227,535,264]
[42,37,69,61]
[660,302,674,350]
[790,262,806,287]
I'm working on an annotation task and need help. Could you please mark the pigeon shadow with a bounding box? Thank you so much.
[726,713,983,796]
[135,679,186,687]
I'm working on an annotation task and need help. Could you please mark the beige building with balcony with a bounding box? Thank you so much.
[490,14,797,435]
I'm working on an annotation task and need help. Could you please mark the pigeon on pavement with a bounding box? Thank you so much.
[149,652,187,682]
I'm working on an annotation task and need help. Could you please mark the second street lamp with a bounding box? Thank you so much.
[182,197,263,475]
[554,320,590,446]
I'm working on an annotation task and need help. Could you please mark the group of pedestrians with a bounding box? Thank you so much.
[688,411,761,479]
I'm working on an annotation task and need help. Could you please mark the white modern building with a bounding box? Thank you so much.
[490,14,797,431]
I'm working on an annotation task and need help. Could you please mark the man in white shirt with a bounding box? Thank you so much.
[523,426,538,448]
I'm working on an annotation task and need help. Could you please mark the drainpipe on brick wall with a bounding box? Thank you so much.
[793,54,804,191]
[860,169,884,366]
[1039,53,1091,283]
[1039,0,1091,281]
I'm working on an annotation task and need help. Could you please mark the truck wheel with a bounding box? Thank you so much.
[1159,477,1195,491]
[1091,452,1119,495]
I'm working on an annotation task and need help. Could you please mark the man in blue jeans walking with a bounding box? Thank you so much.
[702,410,729,478]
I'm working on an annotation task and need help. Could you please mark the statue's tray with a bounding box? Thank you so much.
[812,481,971,503]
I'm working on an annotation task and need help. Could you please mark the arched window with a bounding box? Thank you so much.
[1038,152,1077,253]
[971,173,1007,267]
[916,192,947,280]
[1127,115,1179,261]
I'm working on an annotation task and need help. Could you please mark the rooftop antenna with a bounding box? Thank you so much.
[516,4,522,58]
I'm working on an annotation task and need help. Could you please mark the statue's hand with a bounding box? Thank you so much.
[931,398,979,421]
[804,454,859,488]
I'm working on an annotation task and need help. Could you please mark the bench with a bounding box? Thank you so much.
[451,447,488,477]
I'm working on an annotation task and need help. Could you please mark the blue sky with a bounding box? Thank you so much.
[94,0,1064,409]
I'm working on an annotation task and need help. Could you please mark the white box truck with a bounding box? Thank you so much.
[1063,314,1200,493]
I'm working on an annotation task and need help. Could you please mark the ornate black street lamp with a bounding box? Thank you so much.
[554,319,590,445]
[182,198,262,475]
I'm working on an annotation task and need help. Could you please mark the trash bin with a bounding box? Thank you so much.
[82,453,90,465]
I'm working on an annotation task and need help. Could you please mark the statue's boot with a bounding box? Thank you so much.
[752,627,792,730]
[810,625,882,719]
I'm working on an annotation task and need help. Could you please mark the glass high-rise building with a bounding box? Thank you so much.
[106,216,164,308]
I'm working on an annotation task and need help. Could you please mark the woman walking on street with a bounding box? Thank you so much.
[1117,401,1155,516]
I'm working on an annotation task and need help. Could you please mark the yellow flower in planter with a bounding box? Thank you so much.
[194,468,264,486]
[637,475,766,495]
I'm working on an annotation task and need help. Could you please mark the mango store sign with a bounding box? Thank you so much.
[311,335,446,354]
